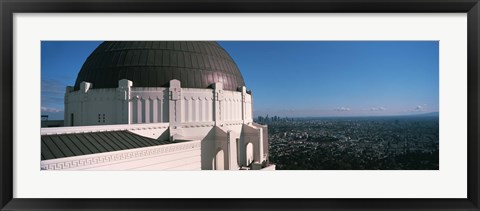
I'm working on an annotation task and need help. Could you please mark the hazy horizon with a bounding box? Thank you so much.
[254,111,439,119]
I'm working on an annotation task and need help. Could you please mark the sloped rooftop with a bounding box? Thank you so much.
[41,130,171,160]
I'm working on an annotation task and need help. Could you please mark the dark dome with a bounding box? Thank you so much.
[74,41,245,91]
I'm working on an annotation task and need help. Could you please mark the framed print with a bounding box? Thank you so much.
[1,0,479,210]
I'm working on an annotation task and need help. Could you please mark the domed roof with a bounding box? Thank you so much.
[74,41,245,91]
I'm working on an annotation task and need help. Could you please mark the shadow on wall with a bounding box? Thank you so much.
[199,124,263,170]
[201,126,228,170]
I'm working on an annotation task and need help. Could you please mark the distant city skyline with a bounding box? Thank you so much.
[42,41,439,120]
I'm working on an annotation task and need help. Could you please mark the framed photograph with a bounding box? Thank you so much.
[1,0,479,210]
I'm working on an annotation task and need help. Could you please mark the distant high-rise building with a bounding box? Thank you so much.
[41,41,274,171]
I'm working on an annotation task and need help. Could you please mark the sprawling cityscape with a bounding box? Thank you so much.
[256,113,439,170]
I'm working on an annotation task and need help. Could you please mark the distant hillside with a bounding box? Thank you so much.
[255,112,440,120]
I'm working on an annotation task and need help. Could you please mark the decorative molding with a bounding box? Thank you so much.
[181,122,215,128]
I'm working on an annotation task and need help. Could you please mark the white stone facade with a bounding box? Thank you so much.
[44,79,273,170]
[64,79,253,127]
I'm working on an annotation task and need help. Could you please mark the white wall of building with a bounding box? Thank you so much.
[41,121,271,170]
[65,80,253,127]
[55,79,271,171]
[181,88,215,123]
[130,88,170,124]
[41,140,202,171]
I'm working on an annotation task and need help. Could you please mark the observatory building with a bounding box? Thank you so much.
[41,41,274,170]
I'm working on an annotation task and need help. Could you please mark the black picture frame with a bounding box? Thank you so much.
[1,0,479,210]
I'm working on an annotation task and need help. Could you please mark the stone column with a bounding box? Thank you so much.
[213,82,224,126]
[169,80,182,133]
[117,79,132,124]
[258,127,264,161]
[240,86,247,124]
[79,81,92,125]
[227,130,239,170]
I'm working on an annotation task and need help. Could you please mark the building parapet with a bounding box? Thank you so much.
[41,122,170,135]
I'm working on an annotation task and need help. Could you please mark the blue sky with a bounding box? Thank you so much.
[41,41,439,120]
